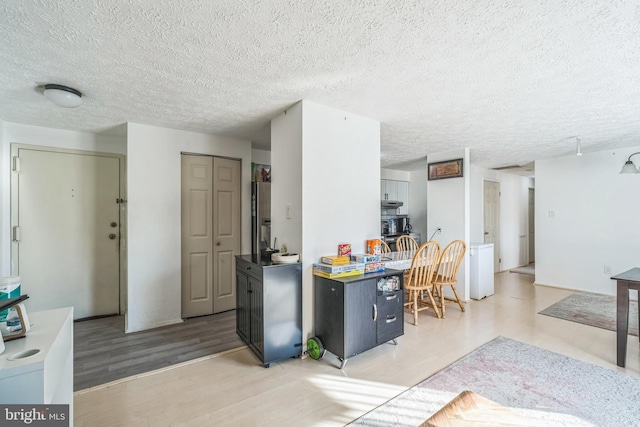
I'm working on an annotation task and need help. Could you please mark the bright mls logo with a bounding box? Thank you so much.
[1,405,69,426]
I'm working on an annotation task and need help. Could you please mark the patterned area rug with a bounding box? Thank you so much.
[539,292,638,336]
[351,336,640,426]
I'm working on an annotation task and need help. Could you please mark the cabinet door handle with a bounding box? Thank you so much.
[386,316,397,323]
[373,304,377,321]
[386,294,397,300]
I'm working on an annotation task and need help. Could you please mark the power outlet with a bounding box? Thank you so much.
[436,227,442,233]
[604,265,612,275]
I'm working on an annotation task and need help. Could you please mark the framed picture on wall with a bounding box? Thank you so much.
[428,158,463,180]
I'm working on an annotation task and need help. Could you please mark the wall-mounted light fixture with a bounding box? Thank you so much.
[43,84,83,108]
[620,152,640,174]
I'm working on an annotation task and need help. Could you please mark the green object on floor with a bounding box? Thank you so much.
[306,337,324,360]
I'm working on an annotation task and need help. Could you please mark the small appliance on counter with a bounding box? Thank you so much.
[381,215,413,251]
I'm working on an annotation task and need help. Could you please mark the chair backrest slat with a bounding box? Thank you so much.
[437,240,466,281]
[396,235,419,252]
[406,241,440,288]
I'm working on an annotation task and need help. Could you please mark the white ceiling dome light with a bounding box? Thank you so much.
[43,84,83,108]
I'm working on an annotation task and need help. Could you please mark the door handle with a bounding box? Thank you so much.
[484,231,489,235]
[108,234,117,240]
[216,242,221,246]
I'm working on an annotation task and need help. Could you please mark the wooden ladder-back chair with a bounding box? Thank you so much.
[396,235,419,252]
[404,241,441,324]
[432,240,466,318]
[380,240,391,254]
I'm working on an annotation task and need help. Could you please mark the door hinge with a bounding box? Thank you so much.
[12,226,20,242]
[12,156,21,173]
[499,257,502,263]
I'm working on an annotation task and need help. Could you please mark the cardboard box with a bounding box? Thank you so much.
[351,253,379,263]
[320,255,351,265]
[313,262,365,274]
[364,262,386,274]
[312,269,364,279]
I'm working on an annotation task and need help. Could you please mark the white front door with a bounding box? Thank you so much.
[12,146,121,319]
[483,180,501,272]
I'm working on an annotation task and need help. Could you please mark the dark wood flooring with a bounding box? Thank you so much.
[74,310,244,391]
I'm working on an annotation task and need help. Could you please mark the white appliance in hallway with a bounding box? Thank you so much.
[469,243,494,300]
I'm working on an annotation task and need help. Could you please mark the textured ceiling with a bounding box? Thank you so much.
[1,0,639,170]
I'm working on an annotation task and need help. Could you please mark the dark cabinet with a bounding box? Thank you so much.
[235,255,302,367]
[314,271,404,368]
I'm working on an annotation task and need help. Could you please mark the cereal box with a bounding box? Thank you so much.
[366,239,381,255]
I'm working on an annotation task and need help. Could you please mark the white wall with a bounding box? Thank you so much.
[271,103,303,254]
[381,168,410,181]
[126,123,252,332]
[469,166,533,271]
[251,149,271,166]
[536,146,640,295]
[272,100,380,343]
[427,149,470,300]
[1,122,126,276]
[409,168,428,243]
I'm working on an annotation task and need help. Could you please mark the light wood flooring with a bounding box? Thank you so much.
[74,272,640,426]
[74,310,243,391]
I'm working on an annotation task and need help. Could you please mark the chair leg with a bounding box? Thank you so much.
[426,289,441,318]
[451,285,465,312]
[438,285,445,318]
[413,291,419,325]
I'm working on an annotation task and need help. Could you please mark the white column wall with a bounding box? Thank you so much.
[409,168,428,243]
[426,149,470,300]
[271,100,380,343]
[126,123,252,332]
[536,146,640,295]
[1,122,126,276]
[271,103,303,255]
[469,166,534,271]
